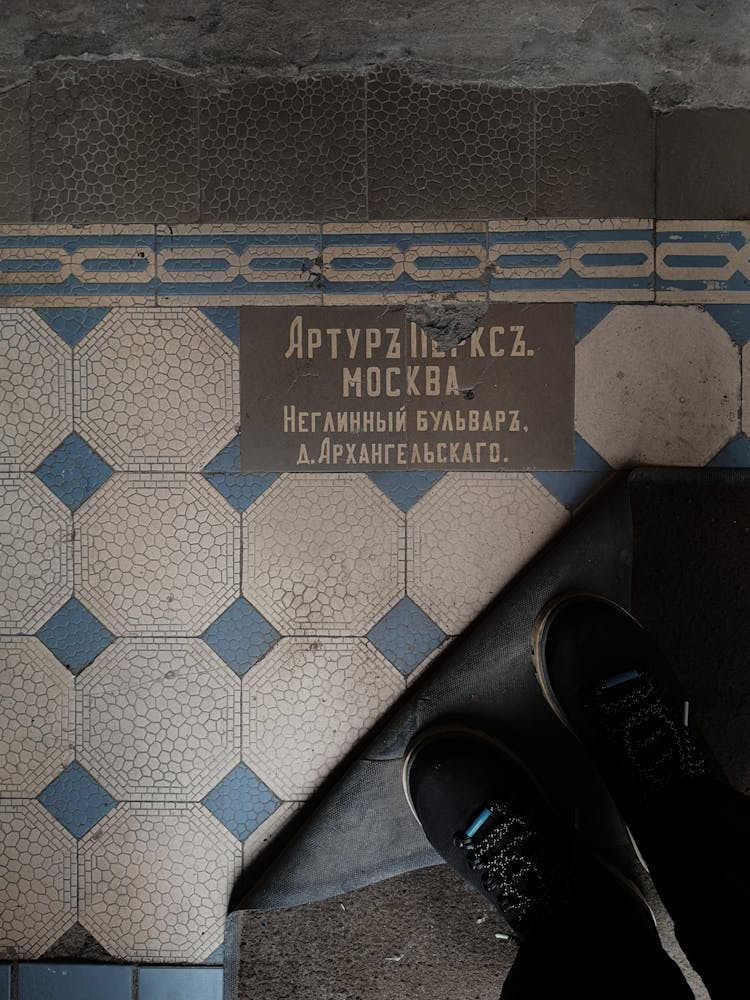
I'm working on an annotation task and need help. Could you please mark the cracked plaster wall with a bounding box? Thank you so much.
[1,0,749,108]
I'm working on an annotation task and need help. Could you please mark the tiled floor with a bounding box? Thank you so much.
[0,217,748,980]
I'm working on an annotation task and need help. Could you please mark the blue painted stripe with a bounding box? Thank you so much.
[157,234,321,250]
[601,669,640,689]
[19,964,131,1000]
[322,232,485,247]
[489,229,651,245]
[466,806,492,838]
[139,966,223,1000]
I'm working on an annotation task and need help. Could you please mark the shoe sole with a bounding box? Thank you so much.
[531,592,651,872]
[400,720,657,932]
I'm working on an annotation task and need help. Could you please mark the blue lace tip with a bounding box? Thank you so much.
[466,806,492,838]
[601,668,640,689]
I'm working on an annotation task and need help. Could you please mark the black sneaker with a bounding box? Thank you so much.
[531,594,718,826]
[402,722,656,943]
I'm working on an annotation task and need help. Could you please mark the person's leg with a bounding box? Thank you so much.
[533,594,749,1000]
[401,723,694,1000]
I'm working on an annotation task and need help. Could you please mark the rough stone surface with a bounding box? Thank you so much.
[1,2,748,108]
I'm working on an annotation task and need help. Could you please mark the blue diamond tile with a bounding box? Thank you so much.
[708,433,750,467]
[534,470,611,510]
[369,471,444,512]
[19,963,130,1000]
[574,303,614,342]
[204,945,225,966]
[202,764,279,840]
[205,472,278,512]
[705,305,750,346]
[35,307,110,347]
[201,307,240,346]
[202,598,280,676]
[574,432,611,471]
[204,435,241,472]
[38,762,116,838]
[367,597,446,675]
[37,597,114,673]
[35,433,112,510]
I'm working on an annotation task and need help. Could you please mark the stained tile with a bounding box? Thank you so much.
[657,109,750,220]
[575,305,740,466]
[77,639,241,800]
[38,762,116,838]
[243,637,404,799]
[35,433,113,510]
[368,471,444,512]
[367,68,534,219]
[35,307,109,346]
[0,308,72,471]
[139,966,223,1000]
[74,474,240,635]
[407,473,568,635]
[201,76,365,221]
[367,597,446,676]
[242,475,405,635]
[74,308,239,471]
[31,61,199,223]
[202,762,279,840]
[202,598,280,677]
[535,86,654,217]
[0,637,74,795]
[79,804,241,962]
[0,475,72,634]
[19,964,130,1000]
[0,801,76,959]
[36,597,114,673]
[0,84,30,222]
[708,434,750,468]
[488,219,654,302]
[705,305,750,347]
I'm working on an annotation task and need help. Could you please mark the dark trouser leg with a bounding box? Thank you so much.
[501,913,694,999]
[630,776,750,1000]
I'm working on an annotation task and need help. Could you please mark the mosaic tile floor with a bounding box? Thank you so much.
[0,219,748,972]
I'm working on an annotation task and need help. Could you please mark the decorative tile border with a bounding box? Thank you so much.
[656,221,750,303]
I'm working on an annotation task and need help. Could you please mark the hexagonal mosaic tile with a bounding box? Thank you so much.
[0,637,74,796]
[0,801,77,959]
[0,308,72,471]
[407,473,568,635]
[243,637,405,799]
[243,475,405,636]
[576,305,740,466]
[75,475,240,635]
[79,804,242,962]
[0,475,72,634]
[77,639,241,800]
[74,308,239,471]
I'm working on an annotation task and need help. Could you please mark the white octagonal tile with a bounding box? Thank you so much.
[0,308,72,471]
[0,475,72,634]
[407,473,568,635]
[0,637,74,796]
[77,639,241,800]
[74,308,238,471]
[75,474,240,635]
[243,474,405,636]
[576,305,740,466]
[243,637,404,799]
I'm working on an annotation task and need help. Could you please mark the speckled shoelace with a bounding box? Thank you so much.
[454,802,571,937]
[584,670,711,795]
